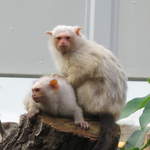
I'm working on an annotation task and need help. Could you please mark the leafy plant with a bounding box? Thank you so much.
[119,80,150,150]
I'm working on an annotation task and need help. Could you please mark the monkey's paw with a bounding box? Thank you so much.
[26,112,38,119]
[75,121,89,130]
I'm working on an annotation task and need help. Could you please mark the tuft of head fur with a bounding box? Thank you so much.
[32,76,50,90]
[51,25,81,36]
[52,25,75,35]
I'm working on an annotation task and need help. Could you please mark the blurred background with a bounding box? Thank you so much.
[0,0,150,124]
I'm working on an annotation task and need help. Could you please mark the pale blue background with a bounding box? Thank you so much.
[0,77,150,126]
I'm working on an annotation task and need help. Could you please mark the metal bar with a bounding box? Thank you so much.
[0,73,41,78]
[0,73,148,81]
[89,0,96,41]
[110,0,120,56]
[128,77,149,82]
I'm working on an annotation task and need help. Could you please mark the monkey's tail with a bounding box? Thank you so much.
[92,113,120,150]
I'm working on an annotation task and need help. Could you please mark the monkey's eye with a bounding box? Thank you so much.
[65,36,71,40]
[56,37,62,40]
[34,88,40,92]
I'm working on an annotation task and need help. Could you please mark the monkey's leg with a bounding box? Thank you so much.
[93,113,120,150]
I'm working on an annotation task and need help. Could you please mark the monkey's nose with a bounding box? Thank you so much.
[60,43,66,46]
[60,40,67,45]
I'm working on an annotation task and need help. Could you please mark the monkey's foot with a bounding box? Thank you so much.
[75,121,89,130]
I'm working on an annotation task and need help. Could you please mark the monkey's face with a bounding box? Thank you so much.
[47,26,83,54]
[32,87,45,103]
[32,78,59,103]
[54,32,74,54]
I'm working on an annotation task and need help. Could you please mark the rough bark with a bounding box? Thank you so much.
[0,114,120,150]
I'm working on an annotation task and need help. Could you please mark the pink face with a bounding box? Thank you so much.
[32,78,59,103]
[32,87,44,103]
[54,32,73,54]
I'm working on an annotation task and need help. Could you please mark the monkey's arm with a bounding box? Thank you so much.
[73,106,89,129]
[27,104,40,118]
[24,95,40,118]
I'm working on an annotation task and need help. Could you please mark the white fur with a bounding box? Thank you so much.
[24,75,87,125]
[48,25,127,120]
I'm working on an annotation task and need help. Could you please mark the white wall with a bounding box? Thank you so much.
[0,0,149,78]
[118,0,150,78]
[0,0,86,75]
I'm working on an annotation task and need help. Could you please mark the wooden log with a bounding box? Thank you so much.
[0,114,120,150]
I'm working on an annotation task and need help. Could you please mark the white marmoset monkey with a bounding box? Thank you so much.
[46,25,127,150]
[24,74,89,129]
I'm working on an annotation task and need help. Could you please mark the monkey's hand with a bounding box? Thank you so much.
[75,120,89,130]
[26,109,39,119]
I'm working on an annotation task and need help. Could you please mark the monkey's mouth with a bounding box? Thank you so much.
[58,46,70,54]
[32,95,43,103]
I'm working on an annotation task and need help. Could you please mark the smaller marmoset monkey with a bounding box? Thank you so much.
[24,74,89,129]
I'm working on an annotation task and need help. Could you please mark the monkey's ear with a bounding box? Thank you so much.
[45,31,53,36]
[74,27,82,36]
[49,79,59,89]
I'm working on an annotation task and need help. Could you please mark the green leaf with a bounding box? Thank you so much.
[123,147,139,150]
[140,101,150,129]
[120,95,150,119]
[120,146,136,150]
[147,78,150,84]
[125,128,149,149]
[128,148,139,150]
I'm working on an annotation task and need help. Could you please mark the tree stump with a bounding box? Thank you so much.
[0,114,120,150]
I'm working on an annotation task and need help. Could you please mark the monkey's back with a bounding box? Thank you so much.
[76,41,127,120]
[37,75,81,118]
